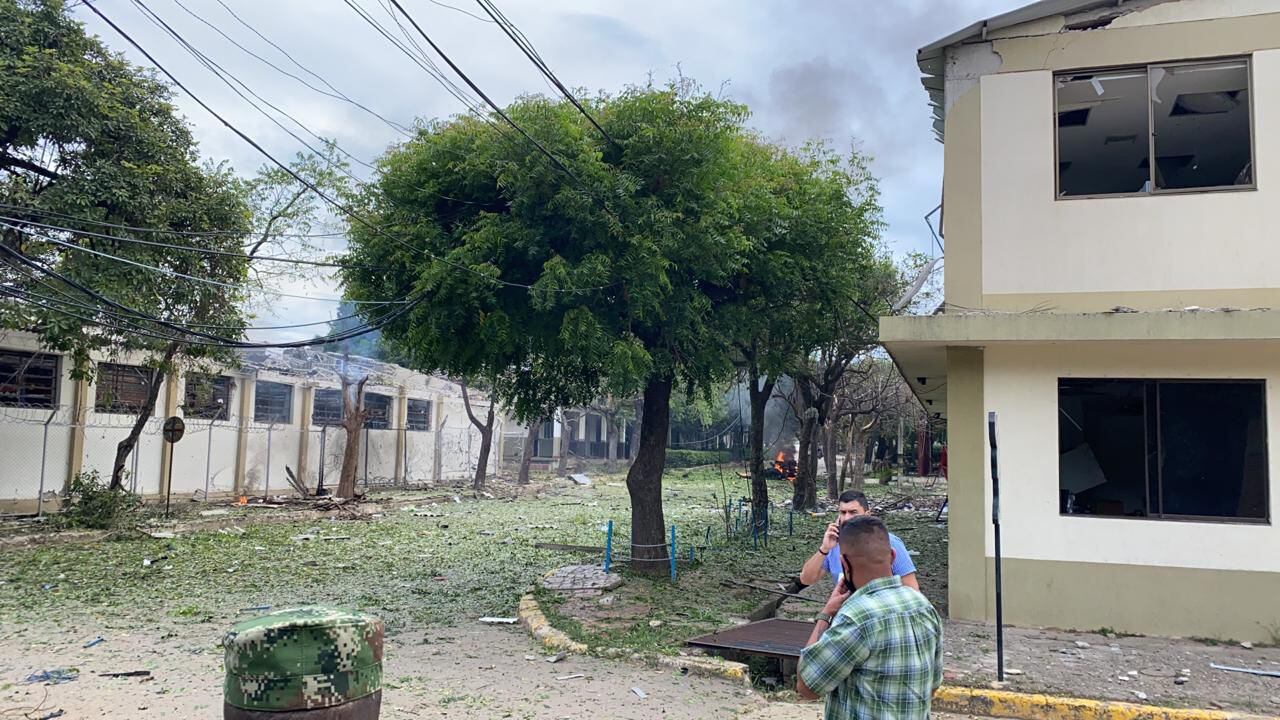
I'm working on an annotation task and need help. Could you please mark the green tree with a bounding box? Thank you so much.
[0,0,256,489]
[344,83,758,573]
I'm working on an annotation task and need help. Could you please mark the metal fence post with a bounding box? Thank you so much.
[36,409,56,518]
[363,426,370,486]
[264,423,273,501]
[318,426,327,493]
[669,525,677,582]
[204,420,214,499]
[604,519,613,574]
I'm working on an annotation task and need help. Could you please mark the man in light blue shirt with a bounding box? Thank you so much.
[798,490,919,591]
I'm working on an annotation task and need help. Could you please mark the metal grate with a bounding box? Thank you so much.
[686,618,814,660]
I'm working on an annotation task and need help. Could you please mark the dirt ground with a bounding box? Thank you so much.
[0,617,990,719]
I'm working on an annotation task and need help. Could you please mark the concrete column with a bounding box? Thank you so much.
[946,347,989,622]
[232,376,255,495]
[296,384,315,487]
[551,409,564,460]
[393,385,408,485]
[157,372,180,499]
[64,377,90,494]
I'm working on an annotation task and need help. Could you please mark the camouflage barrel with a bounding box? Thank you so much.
[222,607,383,720]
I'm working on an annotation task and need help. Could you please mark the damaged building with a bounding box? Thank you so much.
[882,0,1280,641]
[0,331,502,513]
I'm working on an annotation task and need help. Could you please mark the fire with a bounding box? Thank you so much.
[772,452,797,484]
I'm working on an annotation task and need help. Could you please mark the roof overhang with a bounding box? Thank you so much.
[918,0,1149,141]
[880,309,1280,418]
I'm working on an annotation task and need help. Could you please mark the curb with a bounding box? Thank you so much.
[932,686,1274,720]
[515,592,751,686]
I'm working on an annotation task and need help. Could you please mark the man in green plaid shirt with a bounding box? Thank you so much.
[797,515,943,719]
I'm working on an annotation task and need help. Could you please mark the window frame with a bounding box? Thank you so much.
[406,398,432,432]
[254,380,294,425]
[1054,55,1256,201]
[363,392,392,429]
[0,349,60,409]
[183,373,233,421]
[94,362,155,415]
[312,388,344,427]
[1057,377,1270,525]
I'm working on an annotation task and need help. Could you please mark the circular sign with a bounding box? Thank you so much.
[163,416,186,443]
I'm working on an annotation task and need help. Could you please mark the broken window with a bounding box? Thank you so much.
[364,392,391,429]
[183,373,233,421]
[313,388,344,426]
[406,398,432,431]
[254,381,293,425]
[0,350,59,408]
[1058,379,1268,522]
[1056,58,1253,197]
[95,363,155,415]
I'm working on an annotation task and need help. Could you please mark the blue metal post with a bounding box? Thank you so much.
[789,507,794,536]
[604,520,613,574]
[669,525,677,582]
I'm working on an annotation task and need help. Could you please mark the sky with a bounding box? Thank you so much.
[74,0,1019,342]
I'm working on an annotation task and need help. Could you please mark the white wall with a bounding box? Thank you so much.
[983,341,1280,572]
[979,49,1280,296]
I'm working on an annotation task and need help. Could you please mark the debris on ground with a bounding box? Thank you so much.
[1212,663,1280,678]
[24,669,78,685]
[546,652,566,664]
[239,605,272,613]
[478,617,517,624]
[569,474,592,486]
[631,687,647,699]
[99,670,151,678]
[556,674,584,681]
[83,636,104,648]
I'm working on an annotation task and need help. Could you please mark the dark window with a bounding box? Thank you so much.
[1059,379,1268,522]
[542,421,555,439]
[364,392,391,429]
[255,381,293,424]
[407,398,432,431]
[0,350,59,408]
[313,388,344,426]
[1056,59,1253,197]
[95,363,154,415]
[183,373,233,421]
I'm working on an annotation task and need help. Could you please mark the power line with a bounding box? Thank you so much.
[169,0,414,137]
[1,245,413,348]
[0,203,348,240]
[427,0,494,22]
[82,0,611,294]
[0,215,373,271]
[3,221,408,305]
[475,0,618,149]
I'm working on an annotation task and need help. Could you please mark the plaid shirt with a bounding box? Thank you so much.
[798,576,943,720]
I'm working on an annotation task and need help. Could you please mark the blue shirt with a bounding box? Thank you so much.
[824,531,916,581]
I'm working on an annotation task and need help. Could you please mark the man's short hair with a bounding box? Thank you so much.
[838,515,892,564]
[837,490,869,511]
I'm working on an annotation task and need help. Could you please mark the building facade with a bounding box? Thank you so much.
[0,331,501,514]
[882,0,1280,641]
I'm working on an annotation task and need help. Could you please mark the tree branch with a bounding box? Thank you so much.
[0,152,61,181]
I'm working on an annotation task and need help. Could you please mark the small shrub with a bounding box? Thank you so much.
[55,470,142,530]
[664,449,731,469]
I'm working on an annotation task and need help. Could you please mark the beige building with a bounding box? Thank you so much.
[0,331,501,514]
[883,0,1280,641]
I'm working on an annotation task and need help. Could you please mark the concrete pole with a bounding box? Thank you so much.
[296,385,314,488]
[233,376,255,495]
[157,372,180,500]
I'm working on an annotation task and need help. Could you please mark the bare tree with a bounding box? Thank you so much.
[831,357,910,492]
[335,359,369,499]
[459,381,496,491]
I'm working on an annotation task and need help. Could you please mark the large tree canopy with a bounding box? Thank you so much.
[343,82,884,572]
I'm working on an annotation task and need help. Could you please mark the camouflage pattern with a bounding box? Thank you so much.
[222,607,383,712]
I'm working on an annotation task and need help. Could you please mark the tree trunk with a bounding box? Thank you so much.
[110,342,179,490]
[459,383,495,492]
[849,421,870,492]
[625,376,672,576]
[556,410,576,477]
[746,368,775,534]
[336,374,368,499]
[840,439,854,492]
[824,420,839,500]
[605,416,619,472]
[517,420,540,485]
[792,414,816,510]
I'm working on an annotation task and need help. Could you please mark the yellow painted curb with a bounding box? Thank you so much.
[515,592,752,685]
[517,594,587,654]
[932,686,1275,720]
